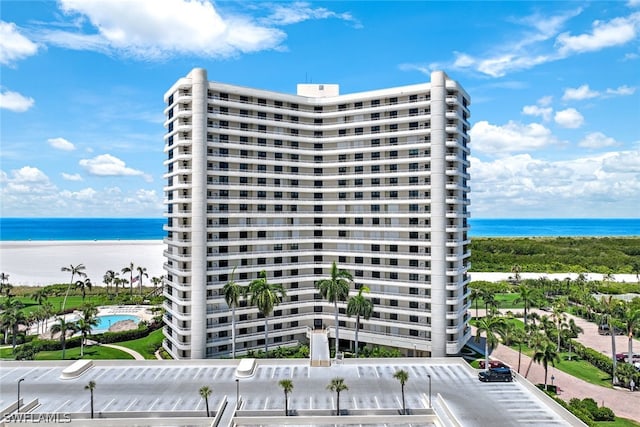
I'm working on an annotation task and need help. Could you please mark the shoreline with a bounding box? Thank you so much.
[1,240,638,287]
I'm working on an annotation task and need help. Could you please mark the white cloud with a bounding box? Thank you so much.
[79,154,144,177]
[578,132,620,149]
[522,105,553,122]
[470,120,560,155]
[470,150,640,217]
[554,108,584,128]
[262,2,361,27]
[47,137,76,151]
[0,89,34,112]
[61,172,83,181]
[557,12,640,54]
[0,21,38,65]
[562,84,599,101]
[404,10,640,78]
[605,85,636,96]
[538,96,553,107]
[43,0,287,60]
[60,187,97,201]
[563,84,637,101]
[0,166,57,196]
[1,167,163,217]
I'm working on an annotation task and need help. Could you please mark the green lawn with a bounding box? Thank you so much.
[35,344,134,360]
[595,418,640,427]
[0,346,15,359]
[116,328,164,359]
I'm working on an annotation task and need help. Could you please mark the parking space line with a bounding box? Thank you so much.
[264,397,269,410]
[154,368,165,380]
[92,368,109,381]
[149,397,160,411]
[192,367,201,380]
[309,396,313,409]
[53,400,70,413]
[352,397,358,409]
[374,396,380,409]
[125,398,138,411]
[171,398,182,411]
[102,398,115,411]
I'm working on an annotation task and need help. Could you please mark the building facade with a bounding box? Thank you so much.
[163,68,471,359]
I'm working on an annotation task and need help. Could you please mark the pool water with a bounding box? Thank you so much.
[95,314,141,332]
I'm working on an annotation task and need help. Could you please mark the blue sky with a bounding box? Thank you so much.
[1,1,639,218]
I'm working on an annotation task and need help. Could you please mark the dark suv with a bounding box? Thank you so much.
[478,367,513,382]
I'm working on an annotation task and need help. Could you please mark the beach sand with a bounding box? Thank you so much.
[0,240,165,286]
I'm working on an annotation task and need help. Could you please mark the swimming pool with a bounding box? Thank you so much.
[94,314,141,332]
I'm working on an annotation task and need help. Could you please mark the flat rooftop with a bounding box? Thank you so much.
[0,358,584,426]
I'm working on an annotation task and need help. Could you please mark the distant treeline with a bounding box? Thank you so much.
[469,237,640,274]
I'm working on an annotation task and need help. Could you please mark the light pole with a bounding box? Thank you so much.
[235,378,240,410]
[17,378,25,413]
[427,374,432,408]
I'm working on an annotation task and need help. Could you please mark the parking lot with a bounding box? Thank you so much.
[1,359,582,426]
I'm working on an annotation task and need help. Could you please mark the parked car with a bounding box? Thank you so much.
[479,367,513,382]
[598,324,625,336]
[478,360,510,369]
[616,352,640,362]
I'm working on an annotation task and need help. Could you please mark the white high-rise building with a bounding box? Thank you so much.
[163,68,471,360]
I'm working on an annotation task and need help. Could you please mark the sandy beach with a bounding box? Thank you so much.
[0,240,637,286]
[0,240,165,286]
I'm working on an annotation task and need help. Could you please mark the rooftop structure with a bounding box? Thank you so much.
[0,358,585,426]
[163,69,472,360]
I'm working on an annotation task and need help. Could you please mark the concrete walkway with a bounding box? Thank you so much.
[472,309,640,421]
[98,343,145,360]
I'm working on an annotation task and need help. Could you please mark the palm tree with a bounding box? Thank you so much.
[136,265,148,296]
[564,318,583,360]
[278,379,294,416]
[114,277,126,298]
[199,385,212,417]
[76,309,98,357]
[620,303,640,365]
[30,288,49,306]
[223,267,243,359]
[75,278,93,301]
[50,317,78,359]
[0,297,27,350]
[85,381,96,418]
[0,273,12,297]
[474,315,506,371]
[525,331,548,378]
[247,270,286,354]
[150,275,164,296]
[600,295,621,380]
[327,377,348,416]
[346,285,374,357]
[103,270,118,296]
[479,288,498,315]
[470,287,481,318]
[514,284,538,326]
[551,300,567,351]
[316,261,352,357]
[393,369,409,415]
[121,262,136,296]
[60,264,87,312]
[510,264,522,285]
[533,341,560,390]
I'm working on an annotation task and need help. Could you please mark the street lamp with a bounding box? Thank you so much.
[235,378,240,410]
[427,374,432,408]
[17,378,25,413]
[551,375,555,386]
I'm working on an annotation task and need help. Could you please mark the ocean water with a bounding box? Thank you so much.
[0,217,638,241]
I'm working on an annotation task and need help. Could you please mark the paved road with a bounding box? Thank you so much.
[473,309,640,421]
